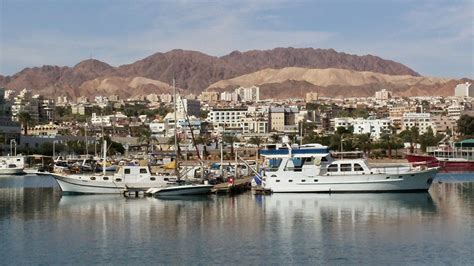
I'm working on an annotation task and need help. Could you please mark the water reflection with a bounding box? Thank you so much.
[0,179,473,264]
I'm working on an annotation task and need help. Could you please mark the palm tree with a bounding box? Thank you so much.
[17,112,32,135]
[399,126,419,154]
[138,127,157,154]
[355,133,372,157]
[167,135,183,158]
[248,136,265,158]
[196,135,211,158]
[223,134,239,156]
[269,134,280,143]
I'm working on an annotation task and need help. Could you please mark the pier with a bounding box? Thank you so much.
[211,177,252,195]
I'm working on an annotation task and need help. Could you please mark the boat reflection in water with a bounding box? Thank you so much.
[1,179,473,265]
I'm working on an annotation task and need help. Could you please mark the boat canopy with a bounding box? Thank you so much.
[455,139,474,148]
[261,148,330,158]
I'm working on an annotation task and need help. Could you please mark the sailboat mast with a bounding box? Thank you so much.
[103,139,107,176]
[173,78,179,178]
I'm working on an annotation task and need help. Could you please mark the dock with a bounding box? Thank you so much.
[252,186,272,195]
[211,177,252,195]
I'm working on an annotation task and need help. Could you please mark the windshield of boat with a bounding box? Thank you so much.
[266,158,282,171]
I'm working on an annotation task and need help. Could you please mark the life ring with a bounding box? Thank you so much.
[314,157,321,166]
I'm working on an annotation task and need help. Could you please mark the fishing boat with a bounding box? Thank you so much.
[406,139,474,172]
[259,140,438,193]
[0,156,25,175]
[47,164,178,194]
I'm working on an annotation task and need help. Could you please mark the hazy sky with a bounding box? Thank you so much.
[1,0,472,78]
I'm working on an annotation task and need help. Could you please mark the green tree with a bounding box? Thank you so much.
[248,136,265,157]
[457,115,474,136]
[354,133,373,157]
[379,133,398,159]
[138,127,157,154]
[223,134,239,156]
[196,134,211,157]
[269,134,281,143]
[17,112,32,135]
[399,126,419,154]
[419,127,437,152]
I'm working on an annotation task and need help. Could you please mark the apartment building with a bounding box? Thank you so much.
[402,112,436,134]
[207,107,248,130]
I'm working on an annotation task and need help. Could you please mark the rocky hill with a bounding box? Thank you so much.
[0,47,423,99]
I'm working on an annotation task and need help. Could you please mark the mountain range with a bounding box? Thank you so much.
[0,47,470,99]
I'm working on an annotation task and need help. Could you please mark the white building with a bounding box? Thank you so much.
[149,120,167,137]
[220,91,239,102]
[207,108,248,130]
[91,113,112,127]
[11,89,40,123]
[402,112,436,134]
[94,96,109,108]
[160,94,173,103]
[454,82,473,97]
[447,103,465,121]
[334,117,353,130]
[375,89,392,100]
[145,93,160,103]
[352,118,392,139]
[235,86,260,102]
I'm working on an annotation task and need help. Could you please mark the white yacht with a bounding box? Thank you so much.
[47,165,178,194]
[259,143,438,193]
[0,156,25,175]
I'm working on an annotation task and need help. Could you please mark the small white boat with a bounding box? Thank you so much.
[0,156,25,175]
[147,184,214,196]
[260,142,438,193]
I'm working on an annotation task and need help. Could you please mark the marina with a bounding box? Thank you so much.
[0,173,472,264]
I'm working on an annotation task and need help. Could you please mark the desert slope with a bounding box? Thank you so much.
[208,67,447,89]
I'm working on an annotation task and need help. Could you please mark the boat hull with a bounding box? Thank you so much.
[406,154,474,172]
[264,168,437,193]
[153,185,214,196]
[53,174,158,194]
[0,168,25,175]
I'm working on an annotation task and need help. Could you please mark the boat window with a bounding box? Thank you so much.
[124,168,131,174]
[150,177,156,181]
[90,176,96,180]
[301,179,306,182]
[140,168,148,174]
[354,163,364,172]
[292,158,304,168]
[103,177,109,181]
[115,178,122,182]
[321,157,328,162]
[268,158,282,169]
[340,164,352,172]
[303,158,314,165]
[289,179,293,182]
[327,164,338,172]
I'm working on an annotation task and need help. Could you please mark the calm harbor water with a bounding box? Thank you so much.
[0,173,473,265]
